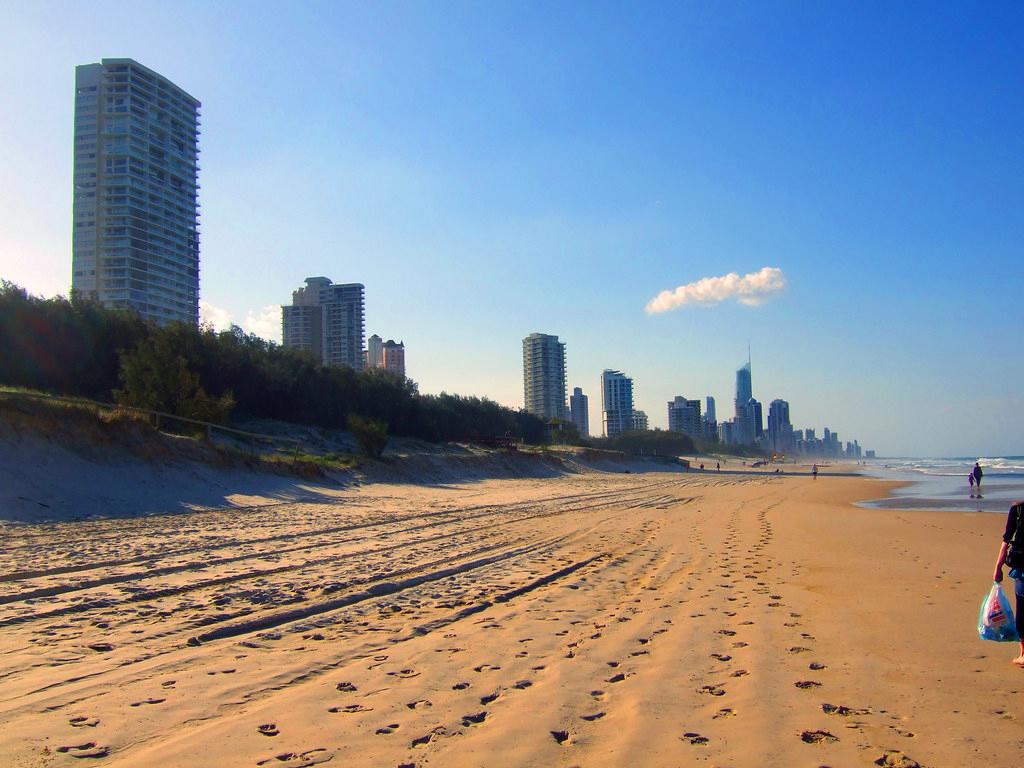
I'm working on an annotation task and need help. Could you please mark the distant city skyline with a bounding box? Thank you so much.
[1,2,1021,457]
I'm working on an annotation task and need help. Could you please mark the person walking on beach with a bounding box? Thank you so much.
[969,473,976,497]
[716,461,720,472]
[973,462,984,494]
[812,463,818,480]
[991,501,1024,665]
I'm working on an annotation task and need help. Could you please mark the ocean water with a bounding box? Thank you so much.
[859,456,1024,513]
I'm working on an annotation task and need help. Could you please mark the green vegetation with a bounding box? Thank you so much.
[589,429,696,456]
[0,282,545,444]
[347,414,388,459]
[115,332,235,424]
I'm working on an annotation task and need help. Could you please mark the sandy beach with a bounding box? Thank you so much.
[0,467,1018,767]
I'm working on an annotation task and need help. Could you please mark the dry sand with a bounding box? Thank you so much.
[0,469,1018,767]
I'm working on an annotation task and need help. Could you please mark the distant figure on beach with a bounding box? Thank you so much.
[969,473,976,496]
[700,463,705,471]
[973,462,984,494]
[812,464,818,480]
[716,462,720,472]
[991,501,1024,665]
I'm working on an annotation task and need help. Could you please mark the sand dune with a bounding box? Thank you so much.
[0,471,1017,767]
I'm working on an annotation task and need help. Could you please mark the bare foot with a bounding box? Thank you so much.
[1011,656,1024,667]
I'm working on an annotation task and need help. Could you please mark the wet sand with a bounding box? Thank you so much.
[0,470,1017,767]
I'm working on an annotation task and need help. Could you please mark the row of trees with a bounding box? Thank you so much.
[0,282,545,445]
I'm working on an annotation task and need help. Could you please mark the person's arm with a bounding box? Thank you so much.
[994,540,1008,582]
[996,505,1020,581]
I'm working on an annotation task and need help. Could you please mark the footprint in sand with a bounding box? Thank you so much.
[730,669,749,678]
[461,711,488,726]
[800,729,838,744]
[480,691,502,705]
[130,698,166,707]
[550,729,572,745]
[257,724,279,737]
[823,703,870,716]
[581,712,606,721]
[388,669,421,679]
[874,750,924,767]
[794,680,821,689]
[809,662,827,671]
[788,646,811,654]
[375,723,400,735]
[713,708,735,719]
[255,748,333,767]
[473,664,500,673]
[711,653,732,662]
[329,704,373,714]
[56,742,110,758]
[406,700,431,710]
[452,681,471,690]
[410,726,449,747]
[69,716,99,728]
[681,732,709,745]
[336,682,358,692]
[700,684,726,697]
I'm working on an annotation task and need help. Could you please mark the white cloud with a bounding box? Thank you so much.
[243,305,281,343]
[645,266,786,314]
[199,299,233,331]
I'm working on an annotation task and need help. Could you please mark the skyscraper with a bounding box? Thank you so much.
[735,361,752,413]
[569,387,590,438]
[601,369,634,437]
[703,395,718,440]
[705,396,716,423]
[668,396,702,439]
[522,333,568,420]
[767,398,793,453]
[71,59,200,325]
[381,339,406,378]
[366,334,384,368]
[282,277,365,370]
[631,410,649,431]
[365,335,406,377]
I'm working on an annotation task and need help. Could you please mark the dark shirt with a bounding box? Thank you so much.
[1002,502,1024,543]
[974,465,984,481]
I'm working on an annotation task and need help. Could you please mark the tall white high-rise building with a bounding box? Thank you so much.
[282,277,365,370]
[601,369,634,437]
[522,333,567,420]
[366,334,384,368]
[569,387,589,438]
[71,59,200,325]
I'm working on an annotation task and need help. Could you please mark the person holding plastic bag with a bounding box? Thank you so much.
[991,501,1024,662]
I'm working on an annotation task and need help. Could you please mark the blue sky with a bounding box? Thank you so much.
[1,1,1021,456]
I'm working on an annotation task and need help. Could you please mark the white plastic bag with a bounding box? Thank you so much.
[978,582,1019,642]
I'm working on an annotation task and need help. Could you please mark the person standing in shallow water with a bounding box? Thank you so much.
[974,462,984,494]
[969,473,976,496]
[812,463,818,480]
[992,501,1024,665]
